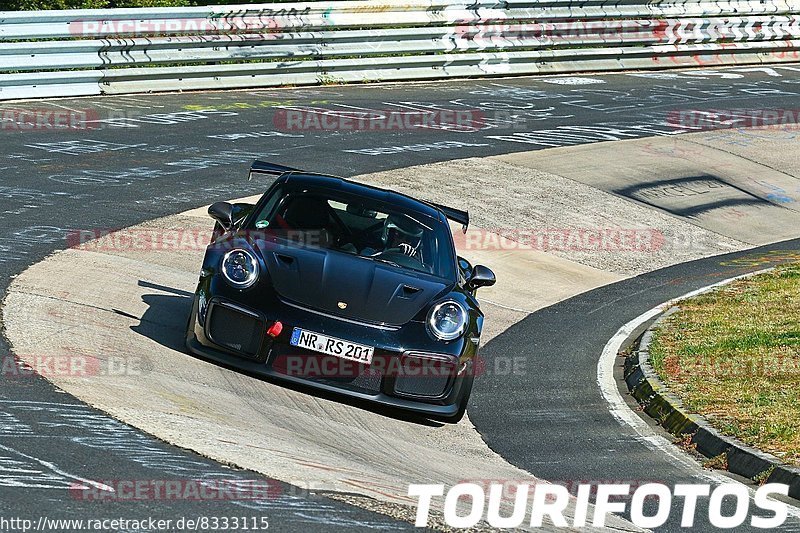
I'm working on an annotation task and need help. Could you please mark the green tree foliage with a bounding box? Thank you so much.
[110,0,191,6]
[1,0,110,9]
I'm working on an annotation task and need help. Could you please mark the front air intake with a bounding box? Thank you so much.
[393,353,456,399]
[206,302,265,359]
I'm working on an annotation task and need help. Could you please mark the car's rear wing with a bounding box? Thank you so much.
[249,161,301,179]
[428,202,469,233]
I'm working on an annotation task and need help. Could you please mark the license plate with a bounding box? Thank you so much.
[289,327,374,365]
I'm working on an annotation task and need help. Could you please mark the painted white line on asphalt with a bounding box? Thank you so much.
[478,297,531,313]
[45,102,83,114]
[596,268,800,517]
[0,443,115,493]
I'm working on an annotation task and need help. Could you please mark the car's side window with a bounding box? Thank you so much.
[253,187,283,229]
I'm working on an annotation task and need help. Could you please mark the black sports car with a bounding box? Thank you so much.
[185,161,496,422]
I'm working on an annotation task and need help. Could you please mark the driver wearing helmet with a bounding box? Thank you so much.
[382,213,424,258]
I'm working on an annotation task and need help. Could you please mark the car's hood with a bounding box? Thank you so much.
[255,242,450,326]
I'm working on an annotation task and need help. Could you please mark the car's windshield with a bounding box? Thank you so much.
[250,187,456,280]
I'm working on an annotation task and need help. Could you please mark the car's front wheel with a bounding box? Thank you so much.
[184,296,199,352]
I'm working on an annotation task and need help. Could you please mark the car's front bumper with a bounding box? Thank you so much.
[184,295,472,419]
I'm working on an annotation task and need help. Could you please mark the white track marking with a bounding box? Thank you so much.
[0,443,114,493]
[597,268,800,518]
[479,297,530,313]
[44,102,83,114]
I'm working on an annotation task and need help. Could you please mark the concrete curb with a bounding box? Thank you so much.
[624,308,800,500]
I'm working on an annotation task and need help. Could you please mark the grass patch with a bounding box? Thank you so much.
[649,263,800,466]
[703,453,729,471]
[753,465,776,485]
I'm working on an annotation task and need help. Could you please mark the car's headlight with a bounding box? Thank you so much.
[221,249,259,289]
[427,300,467,341]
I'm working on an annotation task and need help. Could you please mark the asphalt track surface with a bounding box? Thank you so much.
[2,65,800,529]
[472,242,800,532]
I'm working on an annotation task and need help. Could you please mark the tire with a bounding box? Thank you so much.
[184,299,198,353]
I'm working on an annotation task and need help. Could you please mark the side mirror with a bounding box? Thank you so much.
[231,202,256,226]
[208,201,234,231]
[468,265,496,291]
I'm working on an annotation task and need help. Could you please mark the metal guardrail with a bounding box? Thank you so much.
[1,0,799,100]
